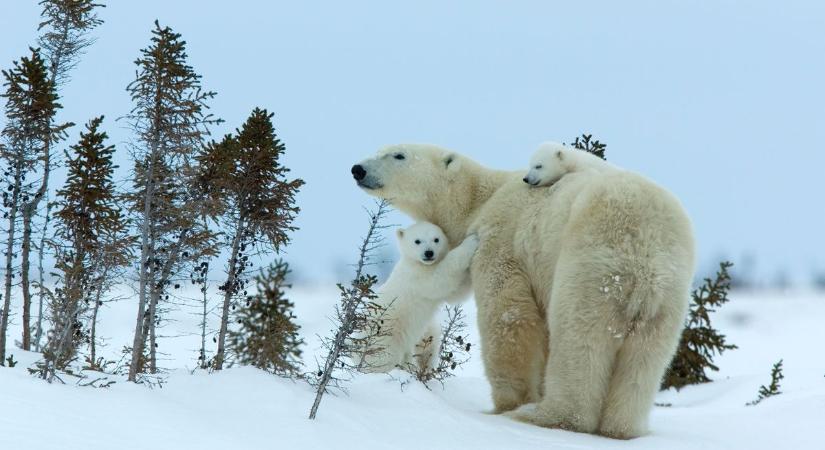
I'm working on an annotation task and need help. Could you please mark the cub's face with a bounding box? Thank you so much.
[396,222,449,265]
[351,144,462,215]
[524,143,566,187]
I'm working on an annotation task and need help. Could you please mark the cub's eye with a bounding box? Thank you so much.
[434,238,439,243]
[394,154,406,160]
[535,165,543,169]
[414,240,421,245]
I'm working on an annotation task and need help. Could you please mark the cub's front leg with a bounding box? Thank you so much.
[427,235,479,301]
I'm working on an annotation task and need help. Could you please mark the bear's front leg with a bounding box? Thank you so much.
[474,267,548,413]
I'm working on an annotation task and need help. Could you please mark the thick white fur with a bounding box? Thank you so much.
[362,222,478,372]
[524,141,617,187]
[353,144,695,439]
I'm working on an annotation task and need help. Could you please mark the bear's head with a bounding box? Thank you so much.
[395,222,449,265]
[350,144,469,219]
[523,142,568,187]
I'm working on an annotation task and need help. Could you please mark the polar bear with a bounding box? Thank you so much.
[523,141,618,187]
[351,144,695,439]
[361,221,479,373]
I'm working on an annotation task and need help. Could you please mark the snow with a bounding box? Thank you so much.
[1,289,824,450]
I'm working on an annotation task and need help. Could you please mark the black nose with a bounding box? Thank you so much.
[523,177,529,183]
[351,164,366,181]
[424,250,434,259]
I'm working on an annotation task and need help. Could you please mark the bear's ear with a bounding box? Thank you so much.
[556,150,564,160]
[444,154,460,171]
[395,228,404,240]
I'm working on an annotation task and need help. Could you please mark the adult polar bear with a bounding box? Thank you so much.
[350,144,695,439]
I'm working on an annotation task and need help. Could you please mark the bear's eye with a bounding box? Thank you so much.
[535,164,543,169]
[434,238,439,243]
[394,153,405,160]
[414,239,421,245]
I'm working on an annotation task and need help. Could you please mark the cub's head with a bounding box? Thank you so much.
[395,222,449,266]
[351,144,468,217]
[523,142,568,187]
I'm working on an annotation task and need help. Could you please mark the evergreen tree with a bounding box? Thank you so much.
[747,359,784,406]
[36,116,129,381]
[0,48,70,363]
[229,260,303,376]
[662,261,738,390]
[197,108,303,370]
[31,0,104,352]
[570,133,607,160]
[124,21,220,381]
[309,200,391,420]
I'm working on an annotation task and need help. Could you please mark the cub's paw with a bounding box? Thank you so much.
[460,234,480,253]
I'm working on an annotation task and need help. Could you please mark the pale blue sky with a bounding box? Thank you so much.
[1,1,824,285]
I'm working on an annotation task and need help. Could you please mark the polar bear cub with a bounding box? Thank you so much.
[523,141,617,187]
[362,221,479,372]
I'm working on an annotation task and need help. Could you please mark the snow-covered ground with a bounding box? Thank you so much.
[1,288,824,450]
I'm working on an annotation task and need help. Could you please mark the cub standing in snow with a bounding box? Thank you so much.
[523,141,618,187]
[362,221,479,373]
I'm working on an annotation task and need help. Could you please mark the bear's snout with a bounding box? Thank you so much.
[351,164,367,181]
[523,177,529,183]
[424,250,434,259]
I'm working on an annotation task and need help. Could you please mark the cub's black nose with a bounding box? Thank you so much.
[523,177,529,183]
[424,250,434,259]
[351,164,367,181]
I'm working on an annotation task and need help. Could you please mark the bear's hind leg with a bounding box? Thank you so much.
[597,295,687,439]
[508,260,622,434]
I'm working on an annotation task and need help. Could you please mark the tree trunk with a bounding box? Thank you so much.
[34,191,50,352]
[214,217,244,370]
[0,168,22,363]
[88,265,108,369]
[20,209,33,350]
[148,285,158,373]
[89,294,99,368]
[143,233,186,375]
[128,150,158,381]
[200,275,209,368]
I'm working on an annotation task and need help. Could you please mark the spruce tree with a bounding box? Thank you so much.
[124,21,220,381]
[0,48,70,363]
[662,261,738,390]
[229,260,303,375]
[36,116,129,381]
[197,108,303,370]
[31,0,104,352]
[570,133,607,160]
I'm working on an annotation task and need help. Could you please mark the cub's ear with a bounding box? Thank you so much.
[444,154,460,171]
[395,228,405,240]
[556,150,564,160]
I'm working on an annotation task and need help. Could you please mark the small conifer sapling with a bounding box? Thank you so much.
[662,261,737,390]
[747,359,784,406]
[229,260,303,376]
[405,305,472,387]
[569,133,607,160]
[308,200,392,419]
